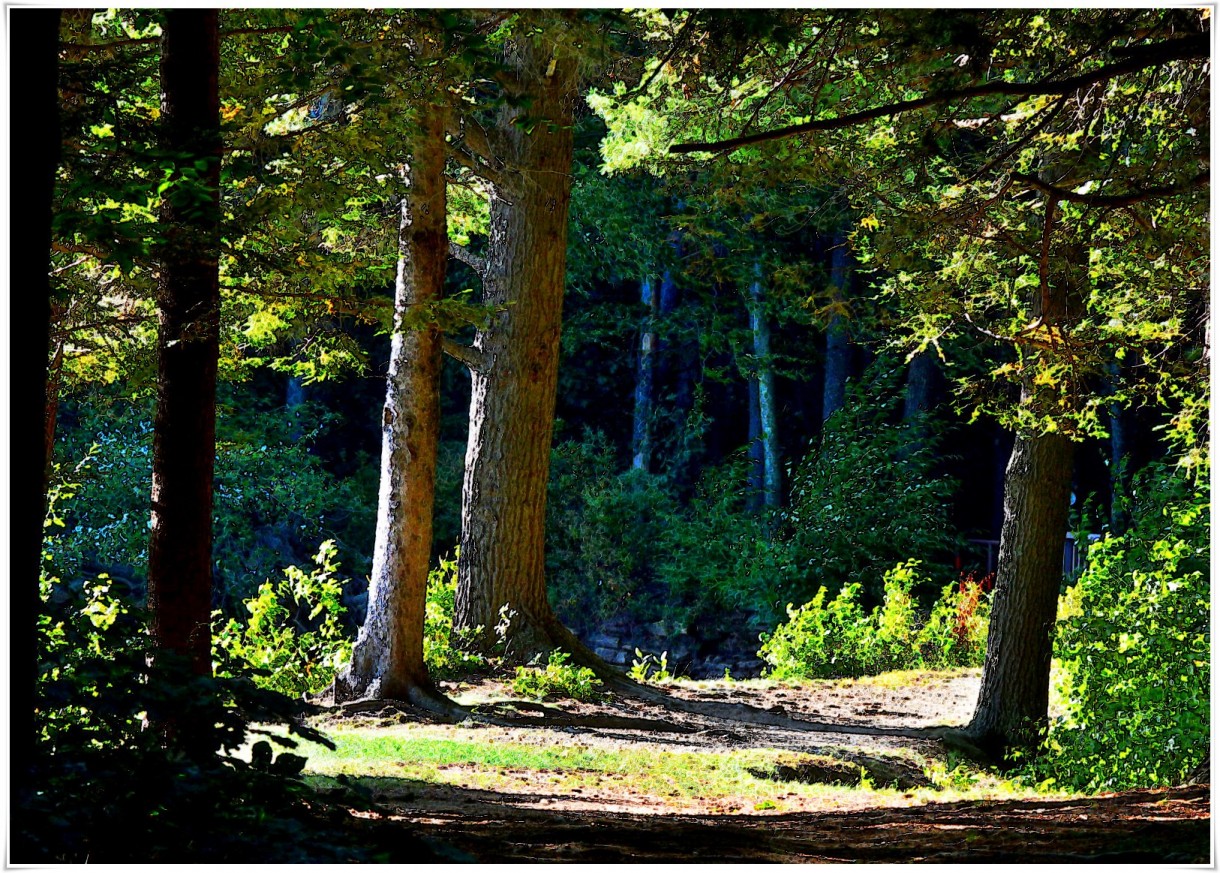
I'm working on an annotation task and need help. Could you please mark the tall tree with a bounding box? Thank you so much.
[451,12,586,656]
[147,9,222,675]
[337,93,453,707]
[821,233,852,422]
[749,265,782,508]
[632,276,659,471]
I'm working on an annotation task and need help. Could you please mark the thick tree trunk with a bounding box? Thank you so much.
[631,276,658,471]
[337,107,448,705]
[964,431,1074,759]
[455,19,580,658]
[147,10,221,676]
[750,270,782,508]
[14,6,61,833]
[822,234,851,422]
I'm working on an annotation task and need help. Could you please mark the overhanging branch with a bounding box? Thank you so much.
[448,241,488,276]
[1012,170,1209,208]
[670,32,1207,155]
[442,338,487,372]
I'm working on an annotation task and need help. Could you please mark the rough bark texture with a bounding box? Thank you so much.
[963,431,1074,759]
[631,277,658,471]
[455,17,579,657]
[337,107,447,704]
[822,235,851,422]
[750,273,782,508]
[147,10,221,676]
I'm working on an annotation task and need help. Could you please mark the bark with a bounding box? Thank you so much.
[337,103,450,706]
[750,270,782,508]
[631,276,658,471]
[455,17,581,658]
[963,431,1074,759]
[903,351,939,420]
[14,4,61,827]
[147,10,221,676]
[746,377,764,513]
[822,234,851,422]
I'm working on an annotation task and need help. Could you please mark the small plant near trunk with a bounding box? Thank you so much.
[511,651,603,701]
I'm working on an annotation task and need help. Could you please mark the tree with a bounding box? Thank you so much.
[664,9,1208,758]
[147,9,222,674]
[748,265,782,508]
[337,90,452,707]
[450,11,598,657]
[13,4,63,837]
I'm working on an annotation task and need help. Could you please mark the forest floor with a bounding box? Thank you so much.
[302,670,1212,863]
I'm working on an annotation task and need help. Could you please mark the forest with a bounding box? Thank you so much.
[12,7,1211,863]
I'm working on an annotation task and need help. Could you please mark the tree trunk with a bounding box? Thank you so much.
[750,269,782,508]
[822,233,851,422]
[147,10,221,676]
[455,17,580,658]
[631,276,658,471]
[14,5,61,833]
[963,431,1074,759]
[903,351,939,420]
[338,104,448,705]
[746,376,764,513]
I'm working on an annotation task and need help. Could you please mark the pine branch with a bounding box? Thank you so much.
[670,33,1208,154]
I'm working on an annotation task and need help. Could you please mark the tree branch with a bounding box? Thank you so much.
[442,338,487,372]
[670,32,1208,154]
[448,241,488,276]
[1011,170,1209,208]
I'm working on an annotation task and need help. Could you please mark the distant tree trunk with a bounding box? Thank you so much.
[147,10,221,676]
[1105,361,1132,534]
[746,377,764,513]
[964,430,1074,759]
[631,276,658,471]
[455,16,582,658]
[750,268,782,508]
[903,351,939,420]
[337,104,448,706]
[822,233,851,422]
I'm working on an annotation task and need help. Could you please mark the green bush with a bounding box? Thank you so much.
[423,552,489,679]
[759,562,990,679]
[23,486,360,863]
[781,370,960,605]
[1028,460,1209,791]
[915,574,992,668]
[546,432,680,631]
[213,540,353,697]
[511,651,604,701]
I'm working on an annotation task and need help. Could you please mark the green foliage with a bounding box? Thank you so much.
[423,552,489,679]
[547,434,681,630]
[628,649,677,684]
[52,393,376,605]
[213,540,353,697]
[511,651,604,702]
[759,562,991,679]
[1026,460,1209,791]
[23,488,360,863]
[781,372,960,605]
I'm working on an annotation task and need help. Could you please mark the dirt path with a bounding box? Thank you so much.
[318,671,1211,863]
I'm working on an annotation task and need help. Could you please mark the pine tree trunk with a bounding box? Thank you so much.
[822,234,851,422]
[338,105,447,703]
[455,18,579,658]
[147,10,221,676]
[746,376,764,513]
[750,270,782,508]
[631,276,658,471]
[965,430,1074,759]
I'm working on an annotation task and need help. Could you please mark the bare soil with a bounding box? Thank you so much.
[320,671,1212,863]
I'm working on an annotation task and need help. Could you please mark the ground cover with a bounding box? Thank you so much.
[287,669,1210,862]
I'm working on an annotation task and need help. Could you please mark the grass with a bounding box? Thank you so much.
[283,719,1065,815]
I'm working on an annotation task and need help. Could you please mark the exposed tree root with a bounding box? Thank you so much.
[471,700,696,734]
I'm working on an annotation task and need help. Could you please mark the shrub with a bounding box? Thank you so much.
[781,369,960,605]
[213,540,353,697]
[511,651,604,701]
[1028,460,1209,792]
[423,552,488,678]
[22,487,360,863]
[759,562,991,679]
[915,573,992,668]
